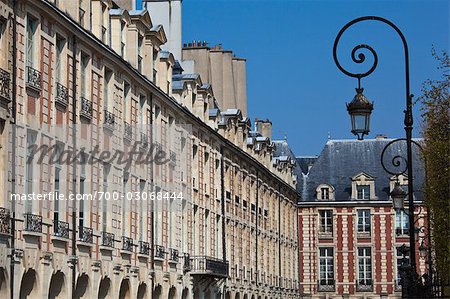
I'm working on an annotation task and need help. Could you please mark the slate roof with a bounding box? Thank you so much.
[172,81,185,91]
[296,156,318,175]
[273,139,303,177]
[297,138,425,202]
[172,73,200,81]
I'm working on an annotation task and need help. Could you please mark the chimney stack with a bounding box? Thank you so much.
[255,118,272,140]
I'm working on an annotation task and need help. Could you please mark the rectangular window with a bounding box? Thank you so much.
[122,172,128,235]
[101,3,107,43]
[396,210,409,236]
[120,21,125,58]
[80,53,89,98]
[79,154,86,238]
[396,246,410,285]
[357,209,371,234]
[54,144,63,224]
[358,247,372,286]
[102,164,110,231]
[0,21,6,66]
[123,81,130,123]
[319,248,334,287]
[139,180,145,240]
[26,16,37,68]
[152,50,158,83]
[321,188,329,200]
[104,68,112,109]
[55,36,65,83]
[138,35,143,72]
[357,185,370,200]
[25,130,36,213]
[319,210,333,235]
[79,0,85,27]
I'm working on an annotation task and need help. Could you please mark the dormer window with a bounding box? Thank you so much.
[357,185,370,200]
[316,184,335,200]
[351,172,376,200]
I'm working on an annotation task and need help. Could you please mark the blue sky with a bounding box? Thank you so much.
[142,0,449,156]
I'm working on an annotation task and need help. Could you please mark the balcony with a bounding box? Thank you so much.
[55,82,69,109]
[53,220,69,239]
[101,231,114,248]
[122,236,133,252]
[24,213,42,233]
[0,68,11,102]
[356,280,373,292]
[139,241,150,255]
[317,280,335,292]
[190,256,229,278]
[123,122,132,142]
[169,248,179,263]
[79,226,93,244]
[26,66,42,92]
[80,97,93,120]
[154,244,165,260]
[104,110,115,131]
[0,207,11,235]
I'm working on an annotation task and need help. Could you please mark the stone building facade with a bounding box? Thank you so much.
[0,0,299,298]
[296,138,428,299]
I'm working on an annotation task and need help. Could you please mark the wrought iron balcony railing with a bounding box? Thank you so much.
[104,110,115,131]
[0,68,11,102]
[317,280,335,292]
[123,122,132,142]
[101,231,114,248]
[154,244,165,260]
[79,226,93,244]
[190,256,229,278]
[0,207,11,235]
[24,213,42,233]
[53,220,69,239]
[55,82,69,108]
[80,97,93,120]
[356,280,373,292]
[26,66,42,91]
[122,236,133,252]
[140,132,149,149]
[169,248,179,263]
[139,241,150,255]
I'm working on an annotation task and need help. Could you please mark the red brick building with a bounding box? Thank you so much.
[296,138,427,299]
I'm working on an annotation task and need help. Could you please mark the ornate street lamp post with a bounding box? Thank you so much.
[333,16,430,298]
